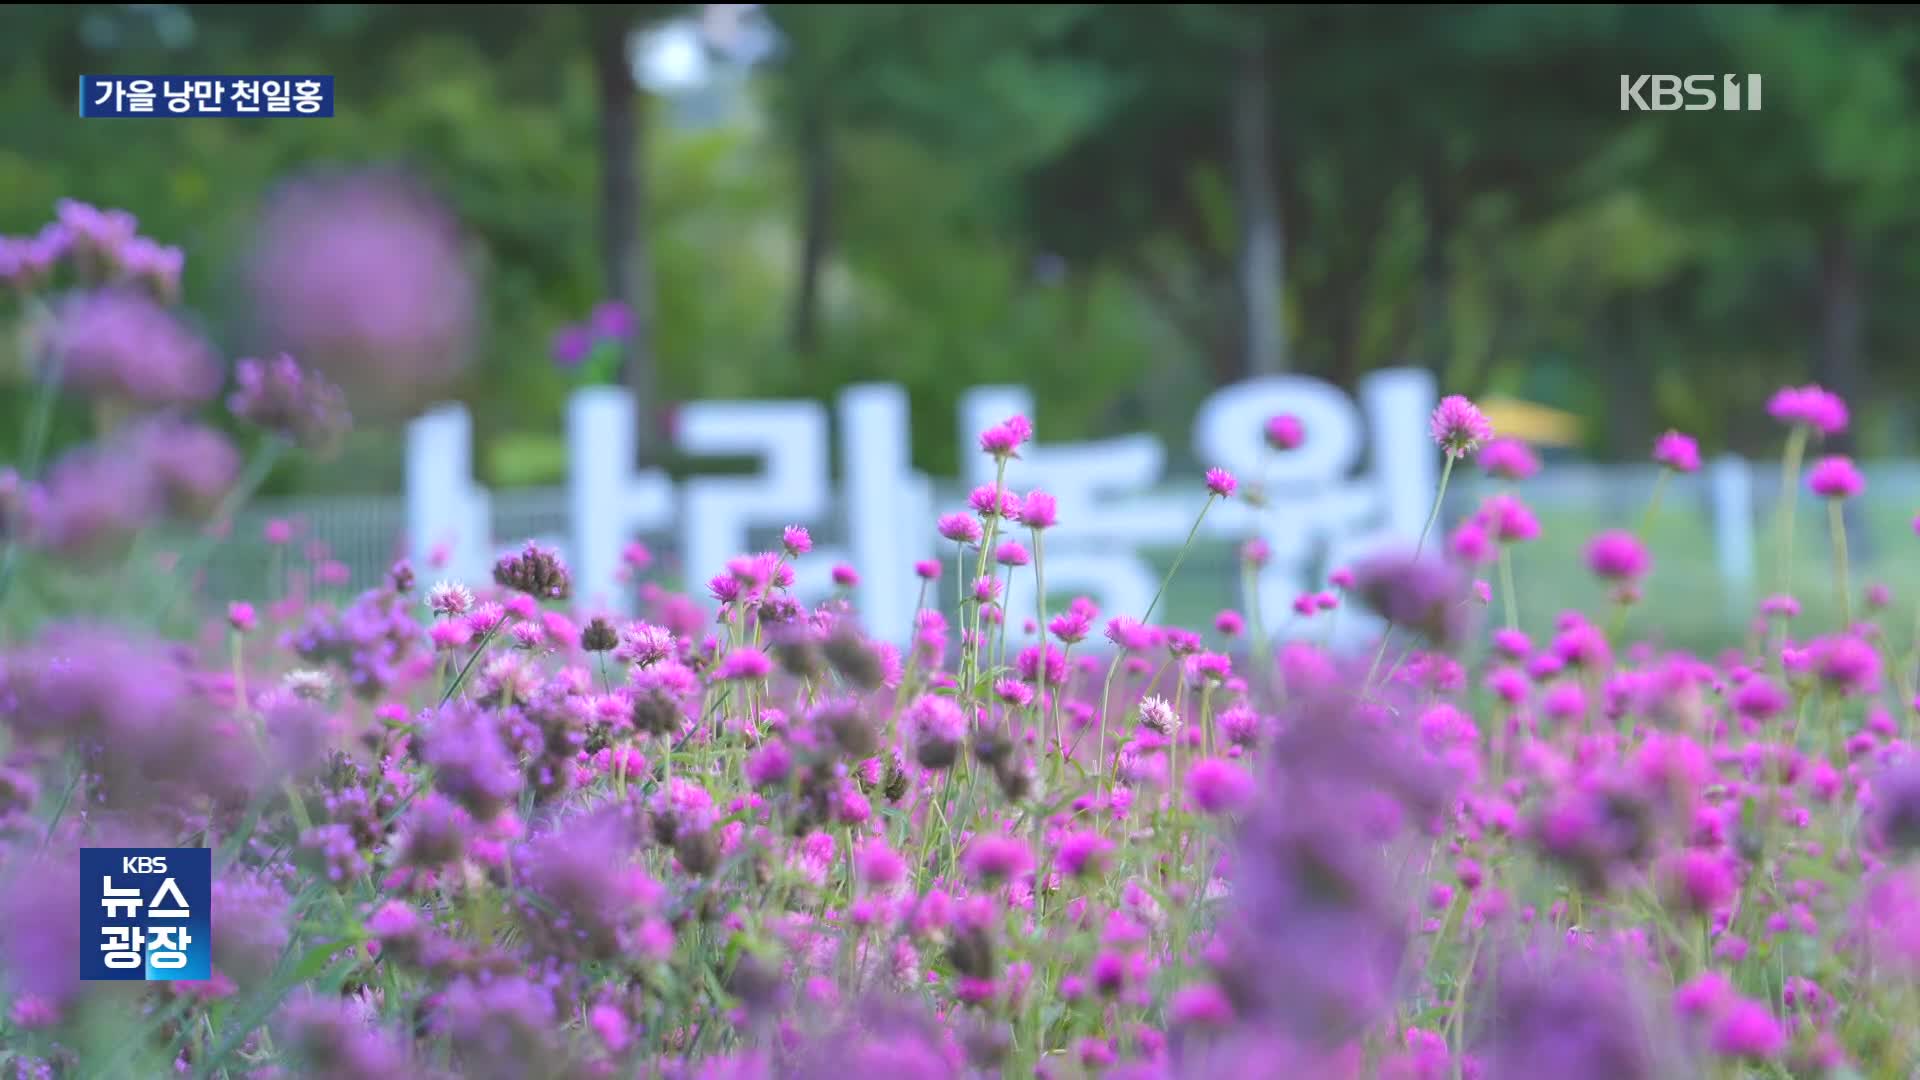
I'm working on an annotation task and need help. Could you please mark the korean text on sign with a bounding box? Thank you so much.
[79,847,211,981]
[80,76,333,118]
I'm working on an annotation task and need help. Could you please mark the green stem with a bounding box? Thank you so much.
[1828,498,1851,630]
[1498,544,1519,633]
[1366,454,1458,688]
[440,620,504,706]
[1144,494,1218,625]
[1776,425,1808,598]
[1640,467,1671,536]
[1032,527,1049,753]
[1096,494,1219,794]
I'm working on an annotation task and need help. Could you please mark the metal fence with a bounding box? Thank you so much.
[202,456,1920,652]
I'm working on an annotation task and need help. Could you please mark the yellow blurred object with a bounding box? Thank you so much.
[1478,396,1582,447]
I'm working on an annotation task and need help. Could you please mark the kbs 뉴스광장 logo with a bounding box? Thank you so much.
[79,847,211,981]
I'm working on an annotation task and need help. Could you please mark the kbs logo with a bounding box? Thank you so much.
[80,847,211,982]
[1620,75,1762,111]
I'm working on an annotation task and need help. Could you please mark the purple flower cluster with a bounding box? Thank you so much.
[0,379,1907,1075]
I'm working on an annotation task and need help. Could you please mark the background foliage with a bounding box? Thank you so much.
[4,4,1920,491]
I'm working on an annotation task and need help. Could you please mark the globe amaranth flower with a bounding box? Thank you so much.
[978,415,1032,458]
[1429,395,1493,458]
[1187,758,1255,815]
[1264,414,1304,451]
[1350,549,1473,651]
[39,286,219,407]
[1767,384,1848,436]
[1812,633,1880,696]
[227,353,352,454]
[1868,759,1920,856]
[1585,530,1651,582]
[1020,490,1058,530]
[246,168,478,418]
[938,512,984,545]
[906,694,968,770]
[1807,455,1864,499]
[1479,438,1539,481]
[1205,468,1238,498]
[1653,430,1701,474]
[277,991,414,1080]
[492,540,571,601]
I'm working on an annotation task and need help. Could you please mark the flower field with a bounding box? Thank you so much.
[4,204,1918,1079]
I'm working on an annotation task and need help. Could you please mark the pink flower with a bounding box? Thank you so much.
[1653,430,1701,473]
[964,834,1033,883]
[1264,414,1304,451]
[978,415,1033,458]
[263,519,294,545]
[1214,609,1244,637]
[781,525,812,556]
[1479,495,1539,544]
[994,541,1030,567]
[1710,998,1786,1060]
[227,602,257,633]
[1204,468,1238,498]
[1479,438,1539,481]
[1020,490,1058,530]
[1585,530,1651,582]
[831,563,860,588]
[1429,395,1493,458]
[1767,384,1849,436]
[714,647,773,681]
[938,512,983,545]
[1186,758,1254,814]
[914,559,941,580]
[856,840,907,889]
[1807,455,1864,499]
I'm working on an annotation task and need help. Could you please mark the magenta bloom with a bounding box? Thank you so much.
[1585,530,1650,582]
[938,512,983,545]
[831,563,859,588]
[1767,384,1849,436]
[1186,758,1254,815]
[1657,848,1736,915]
[1813,634,1879,695]
[994,541,1030,567]
[1264,414,1304,451]
[1020,490,1058,530]
[1479,438,1540,481]
[978,415,1033,458]
[781,525,812,556]
[1807,455,1864,499]
[714,647,773,682]
[42,287,220,408]
[589,300,634,341]
[1653,430,1701,473]
[551,325,592,367]
[1710,998,1786,1060]
[963,834,1033,882]
[245,169,478,417]
[1429,395,1493,458]
[1205,468,1238,498]
[1055,831,1114,878]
